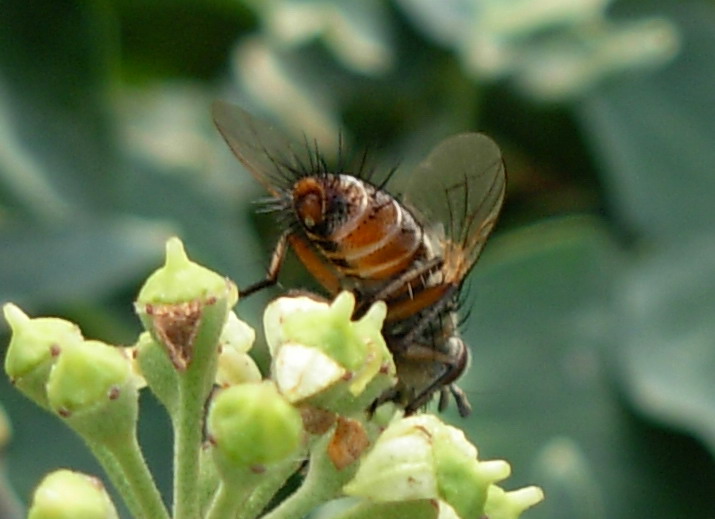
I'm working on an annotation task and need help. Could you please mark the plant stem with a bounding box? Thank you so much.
[236,460,302,519]
[85,441,144,519]
[205,481,242,519]
[109,434,170,519]
[261,436,354,519]
[173,376,206,519]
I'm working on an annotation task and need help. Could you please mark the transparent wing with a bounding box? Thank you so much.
[212,101,318,196]
[401,133,506,269]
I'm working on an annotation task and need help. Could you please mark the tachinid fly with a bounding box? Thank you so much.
[213,101,506,417]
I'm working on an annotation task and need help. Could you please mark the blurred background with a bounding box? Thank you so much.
[1,0,715,518]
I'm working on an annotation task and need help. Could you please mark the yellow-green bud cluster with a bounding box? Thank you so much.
[4,305,140,444]
[3,236,544,519]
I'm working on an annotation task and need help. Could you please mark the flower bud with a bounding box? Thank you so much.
[264,292,396,414]
[3,304,83,408]
[46,340,138,444]
[344,415,543,519]
[207,381,303,477]
[28,469,118,519]
[135,237,237,372]
[216,312,261,386]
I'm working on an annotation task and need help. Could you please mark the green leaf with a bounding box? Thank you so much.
[577,4,715,240]
[0,1,119,219]
[0,220,169,308]
[620,234,715,454]
[454,216,712,519]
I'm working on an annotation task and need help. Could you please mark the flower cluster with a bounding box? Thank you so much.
[3,237,543,519]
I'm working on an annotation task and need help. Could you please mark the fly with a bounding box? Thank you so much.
[213,101,506,416]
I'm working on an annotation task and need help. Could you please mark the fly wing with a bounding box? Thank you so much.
[212,101,317,196]
[401,133,506,270]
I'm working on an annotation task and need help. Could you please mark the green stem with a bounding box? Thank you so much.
[109,435,170,519]
[204,459,302,519]
[237,460,302,519]
[205,481,243,519]
[261,437,354,519]
[173,376,206,519]
[173,366,215,519]
[205,462,286,519]
[84,440,144,519]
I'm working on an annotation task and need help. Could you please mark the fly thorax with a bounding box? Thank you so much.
[323,175,370,240]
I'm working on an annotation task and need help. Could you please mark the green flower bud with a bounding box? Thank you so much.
[207,381,303,477]
[3,304,83,408]
[344,415,543,519]
[264,292,396,413]
[135,237,237,372]
[216,312,261,386]
[46,340,138,444]
[28,469,118,519]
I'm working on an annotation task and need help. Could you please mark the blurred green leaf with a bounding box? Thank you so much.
[0,219,169,310]
[454,216,715,518]
[620,234,715,454]
[531,438,604,519]
[0,0,119,220]
[578,3,715,240]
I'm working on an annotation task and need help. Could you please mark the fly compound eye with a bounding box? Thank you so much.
[294,179,325,229]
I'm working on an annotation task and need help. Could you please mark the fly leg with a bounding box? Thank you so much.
[390,284,459,354]
[354,257,443,316]
[239,230,291,297]
[402,336,471,417]
[241,230,344,298]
